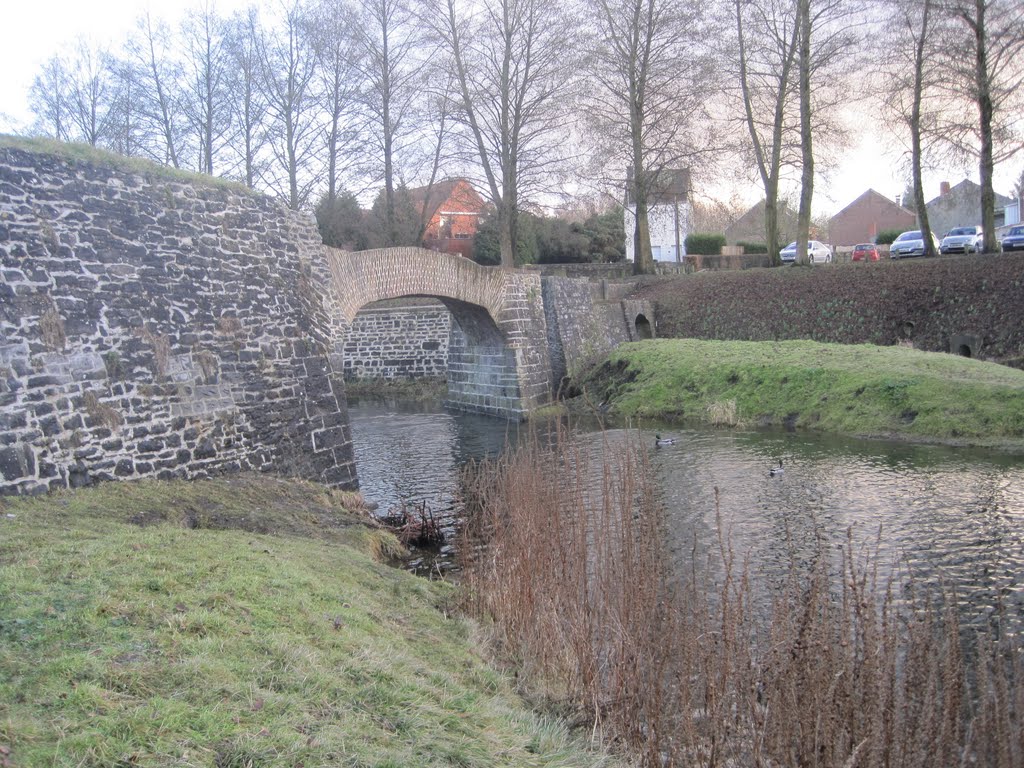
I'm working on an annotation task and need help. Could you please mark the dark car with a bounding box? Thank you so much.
[851,243,880,262]
[1001,226,1024,252]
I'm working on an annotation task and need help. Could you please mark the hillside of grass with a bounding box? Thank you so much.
[0,475,619,768]
[578,338,1024,446]
[0,134,252,194]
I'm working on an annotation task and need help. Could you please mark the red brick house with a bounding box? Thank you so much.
[410,179,487,259]
[829,189,916,246]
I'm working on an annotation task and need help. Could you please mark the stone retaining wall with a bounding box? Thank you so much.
[0,146,356,495]
[343,301,450,379]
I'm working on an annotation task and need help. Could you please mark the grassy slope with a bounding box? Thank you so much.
[0,134,251,194]
[579,338,1024,445]
[0,476,617,768]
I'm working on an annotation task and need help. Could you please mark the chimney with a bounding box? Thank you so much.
[940,181,951,196]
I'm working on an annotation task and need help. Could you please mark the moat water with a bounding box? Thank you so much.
[348,398,1024,636]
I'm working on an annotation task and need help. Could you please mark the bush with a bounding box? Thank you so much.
[876,228,904,245]
[737,241,768,254]
[685,232,726,255]
[315,191,370,250]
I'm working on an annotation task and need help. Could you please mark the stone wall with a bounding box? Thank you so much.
[343,300,450,379]
[0,145,356,495]
[542,276,655,388]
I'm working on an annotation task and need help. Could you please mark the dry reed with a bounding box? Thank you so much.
[457,424,1023,767]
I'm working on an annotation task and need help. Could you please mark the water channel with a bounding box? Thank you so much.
[348,397,1024,637]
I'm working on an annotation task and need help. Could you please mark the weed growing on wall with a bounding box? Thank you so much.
[38,299,66,351]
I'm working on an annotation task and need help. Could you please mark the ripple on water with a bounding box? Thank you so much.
[348,400,1024,631]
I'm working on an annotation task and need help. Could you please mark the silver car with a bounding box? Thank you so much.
[889,230,940,259]
[779,240,833,264]
[940,226,983,254]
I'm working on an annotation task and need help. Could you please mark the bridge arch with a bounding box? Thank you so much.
[322,247,552,419]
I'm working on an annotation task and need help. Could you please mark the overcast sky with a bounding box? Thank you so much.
[0,0,1015,218]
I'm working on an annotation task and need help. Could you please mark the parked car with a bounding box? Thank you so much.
[940,226,983,254]
[851,243,881,262]
[889,230,940,259]
[780,240,833,264]
[1001,225,1024,252]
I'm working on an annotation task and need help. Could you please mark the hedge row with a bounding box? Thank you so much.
[632,254,1024,365]
[684,232,726,255]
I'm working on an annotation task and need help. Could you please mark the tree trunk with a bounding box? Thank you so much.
[633,195,655,275]
[912,0,935,256]
[974,0,997,253]
[795,0,813,266]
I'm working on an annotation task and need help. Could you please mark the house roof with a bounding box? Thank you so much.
[831,189,913,221]
[407,179,485,219]
[926,178,1014,209]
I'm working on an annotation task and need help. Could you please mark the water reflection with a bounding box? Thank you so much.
[347,398,520,573]
[348,400,1024,631]
[645,427,1024,632]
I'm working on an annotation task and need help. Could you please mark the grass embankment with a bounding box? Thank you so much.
[0,134,251,194]
[0,475,618,768]
[578,338,1024,445]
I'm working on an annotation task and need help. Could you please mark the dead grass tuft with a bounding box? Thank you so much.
[82,390,124,429]
[137,327,171,378]
[39,301,66,351]
[705,398,739,426]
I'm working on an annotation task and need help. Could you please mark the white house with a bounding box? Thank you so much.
[623,168,692,262]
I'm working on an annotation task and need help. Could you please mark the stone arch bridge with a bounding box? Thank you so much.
[323,247,552,418]
[0,145,652,494]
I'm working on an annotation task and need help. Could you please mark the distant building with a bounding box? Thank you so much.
[925,179,1014,237]
[409,179,486,259]
[829,189,916,246]
[725,199,800,246]
[624,168,691,262]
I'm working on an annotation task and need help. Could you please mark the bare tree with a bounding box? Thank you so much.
[224,8,269,189]
[181,3,232,175]
[255,0,323,209]
[935,0,1024,252]
[125,12,186,167]
[65,39,115,147]
[587,0,714,274]
[433,0,577,267]
[793,0,814,265]
[311,0,362,205]
[105,55,146,157]
[735,0,800,264]
[29,55,72,142]
[735,0,856,264]
[353,0,427,244]
[883,0,940,255]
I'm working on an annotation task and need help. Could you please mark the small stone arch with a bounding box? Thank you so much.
[950,333,981,360]
[634,313,653,340]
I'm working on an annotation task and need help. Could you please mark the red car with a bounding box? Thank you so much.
[851,243,881,262]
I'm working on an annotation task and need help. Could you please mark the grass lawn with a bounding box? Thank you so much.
[0,475,619,768]
[578,338,1024,446]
